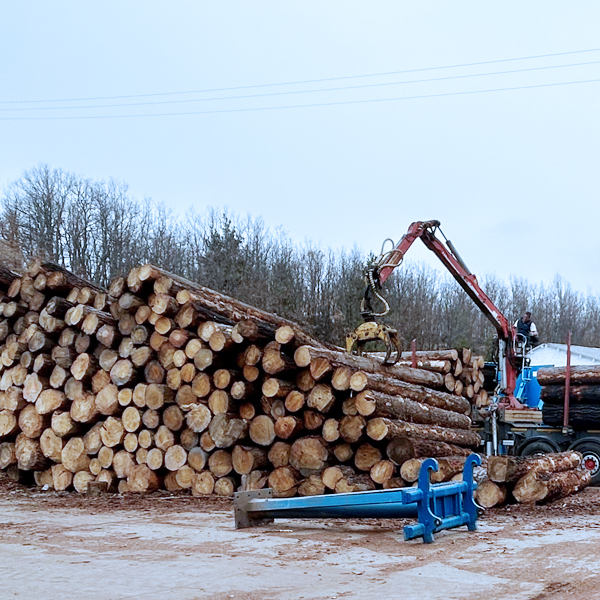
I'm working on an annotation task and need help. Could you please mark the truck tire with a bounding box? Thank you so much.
[518,440,557,457]
[570,441,600,486]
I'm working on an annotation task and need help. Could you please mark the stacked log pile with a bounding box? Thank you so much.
[369,348,489,411]
[476,450,591,507]
[537,366,600,428]
[0,260,483,496]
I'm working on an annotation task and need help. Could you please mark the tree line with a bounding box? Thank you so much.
[2,164,599,356]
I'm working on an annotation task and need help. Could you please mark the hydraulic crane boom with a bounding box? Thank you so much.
[356,219,522,408]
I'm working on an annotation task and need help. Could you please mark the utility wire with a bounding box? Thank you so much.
[2,58,599,112]
[1,77,598,121]
[2,47,600,105]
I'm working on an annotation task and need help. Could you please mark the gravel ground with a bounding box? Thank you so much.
[2,476,600,600]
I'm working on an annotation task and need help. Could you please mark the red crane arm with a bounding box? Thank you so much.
[376,220,512,340]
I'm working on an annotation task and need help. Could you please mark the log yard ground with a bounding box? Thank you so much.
[2,475,600,600]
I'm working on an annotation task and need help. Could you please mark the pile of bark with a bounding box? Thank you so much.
[476,450,591,507]
[538,366,600,428]
[0,260,483,496]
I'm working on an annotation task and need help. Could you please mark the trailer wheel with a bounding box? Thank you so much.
[572,442,600,486]
[518,440,557,457]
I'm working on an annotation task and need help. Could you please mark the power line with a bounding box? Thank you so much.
[2,47,600,105]
[2,58,599,112]
[1,77,598,121]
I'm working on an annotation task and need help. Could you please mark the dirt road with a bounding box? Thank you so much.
[1,477,600,600]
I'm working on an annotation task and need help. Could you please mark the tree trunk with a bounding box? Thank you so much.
[366,417,481,447]
[487,451,582,483]
[541,384,600,404]
[294,346,444,388]
[513,469,591,503]
[354,390,471,430]
[537,365,600,386]
[476,480,507,508]
[385,436,471,465]
[347,371,469,415]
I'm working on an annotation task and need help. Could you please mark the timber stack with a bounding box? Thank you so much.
[367,347,489,412]
[475,450,590,507]
[0,260,484,496]
[537,365,600,429]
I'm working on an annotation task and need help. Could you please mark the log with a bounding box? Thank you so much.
[542,404,600,428]
[231,445,268,475]
[145,384,174,410]
[289,437,328,471]
[366,417,481,447]
[95,384,119,415]
[187,447,208,471]
[165,445,187,471]
[335,473,375,493]
[191,471,215,496]
[322,465,355,490]
[306,384,335,413]
[0,442,16,469]
[294,346,443,388]
[40,428,64,461]
[155,425,175,451]
[83,423,104,455]
[513,468,591,503]
[284,390,305,413]
[370,460,395,484]
[274,416,303,440]
[52,464,73,491]
[385,436,471,465]
[537,365,600,386]
[61,437,90,473]
[298,474,326,496]
[268,441,291,468]
[51,411,79,437]
[15,434,47,470]
[268,466,299,497]
[19,405,49,438]
[186,405,212,433]
[207,449,233,477]
[113,450,135,478]
[249,415,276,446]
[331,366,353,391]
[36,390,68,415]
[339,415,366,443]
[346,371,469,415]
[322,418,340,443]
[262,342,296,375]
[100,417,125,447]
[174,465,195,489]
[487,451,582,483]
[209,414,247,448]
[214,476,236,496]
[70,392,98,423]
[541,384,600,404]
[354,443,382,471]
[127,464,161,492]
[162,405,184,431]
[73,471,95,494]
[476,480,507,508]
[71,353,99,381]
[353,390,471,430]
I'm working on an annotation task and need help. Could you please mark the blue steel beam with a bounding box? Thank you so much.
[234,454,482,543]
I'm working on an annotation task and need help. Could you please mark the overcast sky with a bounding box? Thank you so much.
[1,2,599,292]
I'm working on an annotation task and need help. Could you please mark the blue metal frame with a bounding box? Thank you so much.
[234,454,481,543]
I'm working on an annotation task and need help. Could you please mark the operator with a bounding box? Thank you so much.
[515,311,539,345]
